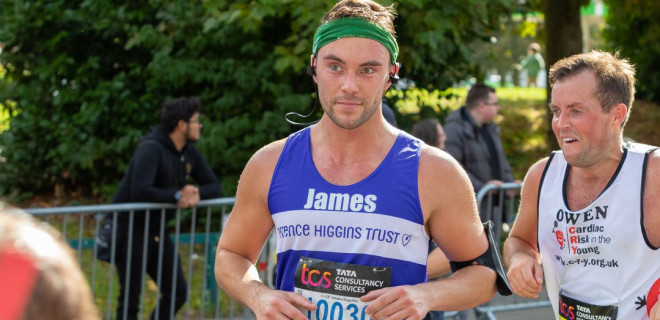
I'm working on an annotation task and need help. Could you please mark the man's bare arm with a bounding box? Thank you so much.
[214,141,316,319]
[503,158,547,298]
[362,148,496,319]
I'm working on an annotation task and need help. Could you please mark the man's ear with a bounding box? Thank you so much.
[612,103,627,126]
[175,119,187,132]
[309,55,317,81]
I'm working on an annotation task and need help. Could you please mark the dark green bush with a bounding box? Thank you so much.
[603,0,660,104]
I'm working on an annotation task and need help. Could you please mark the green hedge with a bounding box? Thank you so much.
[603,0,660,104]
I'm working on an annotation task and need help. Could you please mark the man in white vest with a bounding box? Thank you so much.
[503,50,660,319]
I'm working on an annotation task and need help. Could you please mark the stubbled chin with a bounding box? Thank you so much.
[560,141,579,153]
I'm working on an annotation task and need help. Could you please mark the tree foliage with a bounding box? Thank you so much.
[0,0,514,201]
[467,12,543,87]
[394,0,513,87]
[602,0,660,103]
[541,0,588,150]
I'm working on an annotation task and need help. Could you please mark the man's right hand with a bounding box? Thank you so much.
[506,253,544,298]
[250,285,316,320]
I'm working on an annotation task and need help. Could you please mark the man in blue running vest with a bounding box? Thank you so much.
[215,1,506,319]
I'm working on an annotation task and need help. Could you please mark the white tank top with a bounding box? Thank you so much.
[538,144,660,320]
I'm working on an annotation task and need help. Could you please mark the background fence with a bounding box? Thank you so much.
[25,198,264,320]
[469,183,553,320]
[23,183,551,320]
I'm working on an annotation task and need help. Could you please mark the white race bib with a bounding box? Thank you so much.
[294,256,391,320]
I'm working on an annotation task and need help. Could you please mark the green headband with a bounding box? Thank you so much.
[312,17,399,64]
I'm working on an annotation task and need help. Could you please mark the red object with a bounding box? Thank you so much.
[258,261,267,271]
[0,250,38,320]
[555,230,565,248]
[648,277,660,316]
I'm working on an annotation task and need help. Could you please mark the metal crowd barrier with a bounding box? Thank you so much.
[470,183,553,320]
[25,184,552,320]
[25,198,267,320]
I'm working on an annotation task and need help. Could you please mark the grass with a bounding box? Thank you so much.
[81,243,247,320]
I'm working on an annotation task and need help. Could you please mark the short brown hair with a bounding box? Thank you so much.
[321,0,397,38]
[466,83,496,110]
[549,50,636,127]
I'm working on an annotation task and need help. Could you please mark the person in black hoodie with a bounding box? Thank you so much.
[112,96,221,320]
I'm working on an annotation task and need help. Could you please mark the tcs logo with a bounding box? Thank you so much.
[300,263,332,288]
[560,302,575,319]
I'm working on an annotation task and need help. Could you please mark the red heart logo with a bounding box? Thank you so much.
[555,230,564,249]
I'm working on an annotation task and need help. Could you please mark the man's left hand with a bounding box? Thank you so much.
[361,286,429,320]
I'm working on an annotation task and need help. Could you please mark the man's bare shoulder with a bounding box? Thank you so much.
[648,148,660,165]
[245,138,287,171]
[235,138,288,194]
[418,145,464,177]
[419,145,488,261]
[418,146,474,203]
[643,148,660,178]
[524,157,550,183]
[506,157,550,246]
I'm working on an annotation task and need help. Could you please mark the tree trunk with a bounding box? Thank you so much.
[543,0,587,150]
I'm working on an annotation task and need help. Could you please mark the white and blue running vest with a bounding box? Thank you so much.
[538,143,660,319]
[268,127,430,292]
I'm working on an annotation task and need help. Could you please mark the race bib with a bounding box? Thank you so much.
[294,256,391,320]
[558,291,618,320]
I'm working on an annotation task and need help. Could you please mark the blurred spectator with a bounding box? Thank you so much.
[411,118,446,149]
[110,96,221,320]
[444,83,520,221]
[0,203,100,320]
[520,42,545,87]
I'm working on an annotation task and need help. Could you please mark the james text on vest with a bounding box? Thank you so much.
[303,188,377,212]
